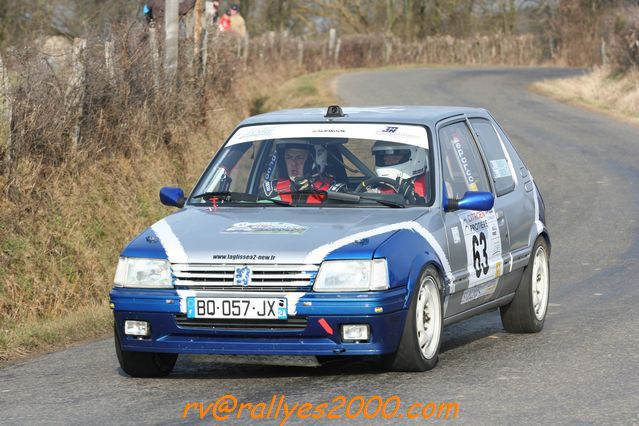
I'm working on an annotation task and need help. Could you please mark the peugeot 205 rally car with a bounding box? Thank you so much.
[110,105,550,377]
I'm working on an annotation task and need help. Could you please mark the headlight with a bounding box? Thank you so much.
[113,257,172,288]
[313,259,388,292]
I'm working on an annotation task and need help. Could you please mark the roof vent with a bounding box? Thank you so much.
[324,105,345,118]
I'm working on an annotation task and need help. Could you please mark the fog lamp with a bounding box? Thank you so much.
[341,324,370,342]
[125,320,150,337]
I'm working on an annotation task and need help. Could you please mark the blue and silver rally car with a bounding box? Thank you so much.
[110,105,550,376]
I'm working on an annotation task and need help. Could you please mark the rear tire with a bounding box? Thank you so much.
[500,237,550,333]
[114,324,177,377]
[384,266,443,372]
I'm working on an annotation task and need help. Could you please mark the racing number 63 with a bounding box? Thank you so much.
[472,232,489,278]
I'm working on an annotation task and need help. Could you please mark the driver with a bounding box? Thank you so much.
[370,141,428,202]
[262,139,335,204]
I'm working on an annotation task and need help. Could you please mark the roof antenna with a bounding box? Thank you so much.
[324,105,345,118]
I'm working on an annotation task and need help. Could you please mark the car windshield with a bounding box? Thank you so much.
[189,123,433,207]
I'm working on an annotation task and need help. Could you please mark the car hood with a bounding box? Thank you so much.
[125,207,428,264]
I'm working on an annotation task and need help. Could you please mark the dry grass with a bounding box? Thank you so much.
[0,303,112,364]
[0,66,337,365]
[531,67,639,124]
[262,70,341,112]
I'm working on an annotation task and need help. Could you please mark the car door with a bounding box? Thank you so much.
[468,117,526,295]
[437,118,511,318]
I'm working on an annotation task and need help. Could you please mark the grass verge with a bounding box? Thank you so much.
[259,69,341,112]
[530,67,639,125]
[0,69,341,367]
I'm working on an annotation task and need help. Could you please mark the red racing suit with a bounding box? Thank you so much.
[379,174,427,199]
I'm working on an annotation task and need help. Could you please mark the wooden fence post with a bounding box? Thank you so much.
[202,1,214,77]
[194,0,203,65]
[104,39,115,86]
[164,0,179,88]
[600,37,607,67]
[328,28,336,59]
[242,35,249,66]
[149,23,161,89]
[383,36,392,64]
[66,38,86,151]
[334,38,341,66]
[0,53,12,176]
[297,38,304,68]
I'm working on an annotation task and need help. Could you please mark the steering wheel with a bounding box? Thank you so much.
[355,177,399,193]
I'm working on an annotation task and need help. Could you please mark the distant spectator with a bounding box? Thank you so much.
[229,3,248,38]
[143,3,153,22]
[212,0,220,25]
[218,9,232,32]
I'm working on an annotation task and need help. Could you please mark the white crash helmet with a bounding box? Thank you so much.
[372,141,427,181]
[274,139,328,175]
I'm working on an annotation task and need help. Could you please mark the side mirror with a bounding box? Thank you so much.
[160,186,185,208]
[445,191,494,212]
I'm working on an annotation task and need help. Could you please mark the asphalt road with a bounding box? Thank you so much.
[2,68,638,425]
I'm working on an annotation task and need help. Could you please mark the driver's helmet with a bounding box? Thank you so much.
[274,139,328,178]
[372,141,426,181]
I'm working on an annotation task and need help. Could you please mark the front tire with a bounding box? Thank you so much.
[384,266,443,372]
[500,237,550,333]
[114,324,178,377]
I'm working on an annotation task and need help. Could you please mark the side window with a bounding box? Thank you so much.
[226,143,256,192]
[439,122,491,199]
[470,118,516,196]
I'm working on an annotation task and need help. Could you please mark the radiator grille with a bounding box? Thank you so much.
[172,264,317,292]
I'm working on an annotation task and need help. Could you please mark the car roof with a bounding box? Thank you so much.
[239,106,491,128]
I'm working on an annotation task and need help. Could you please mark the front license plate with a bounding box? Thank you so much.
[186,297,288,320]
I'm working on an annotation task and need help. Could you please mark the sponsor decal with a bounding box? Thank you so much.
[459,210,502,288]
[223,222,308,234]
[311,129,346,133]
[489,159,511,179]
[379,126,399,134]
[238,127,274,140]
[212,253,277,261]
[452,136,476,185]
[262,180,273,195]
[461,279,498,304]
[264,152,277,180]
[376,125,419,140]
[262,152,278,195]
[234,266,252,287]
[451,226,461,244]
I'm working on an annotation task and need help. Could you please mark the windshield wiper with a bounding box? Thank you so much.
[192,191,290,206]
[191,191,248,201]
[329,191,406,208]
[278,189,406,208]
[255,196,291,206]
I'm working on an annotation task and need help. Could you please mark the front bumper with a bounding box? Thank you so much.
[110,287,409,356]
